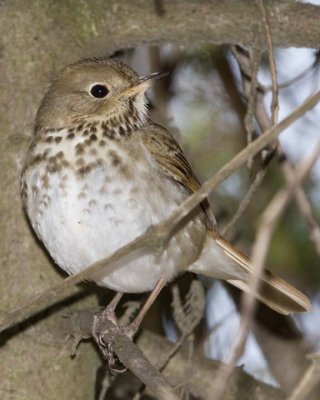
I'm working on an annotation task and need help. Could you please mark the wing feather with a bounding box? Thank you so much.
[140,122,216,227]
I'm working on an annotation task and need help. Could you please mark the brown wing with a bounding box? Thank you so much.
[140,121,216,228]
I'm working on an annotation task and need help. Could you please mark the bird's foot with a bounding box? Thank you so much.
[91,310,138,374]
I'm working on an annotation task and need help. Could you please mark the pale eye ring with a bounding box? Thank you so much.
[89,84,109,98]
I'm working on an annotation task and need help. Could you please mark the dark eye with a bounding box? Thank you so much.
[90,84,109,98]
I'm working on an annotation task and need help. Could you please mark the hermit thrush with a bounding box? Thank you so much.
[21,58,310,340]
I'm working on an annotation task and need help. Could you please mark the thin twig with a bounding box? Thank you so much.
[1,90,319,334]
[266,54,320,91]
[221,166,268,237]
[257,0,279,124]
[243,40,262,170]
[212,141,320,400]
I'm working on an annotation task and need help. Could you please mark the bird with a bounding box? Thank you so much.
[21,57,310,349]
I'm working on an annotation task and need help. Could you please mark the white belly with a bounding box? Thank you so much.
[23,147,206,292]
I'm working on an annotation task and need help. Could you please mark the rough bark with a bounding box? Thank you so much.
[0,1,319,399]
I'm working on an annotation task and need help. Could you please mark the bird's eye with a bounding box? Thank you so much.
[90,84,109,98]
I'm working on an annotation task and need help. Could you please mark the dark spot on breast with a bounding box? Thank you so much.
[110,117,117,127]
[119,126,125,136]
[54,136,62,143]
[128,99,134,113]
[99,139,106,147]
[28,152,48,167]
[90,133,97,141]
[118,115,124,125]
[77,166,90,176]
[119,164,132,179]
[48,155,57,163]
[76,157,85,166]
[96,158,105,167]
[41,174,50,188]
[75,143,85,155]
[46,163,61,173]
[56,151,65,159]
[77,124,84,131]
[82,129,90,137]
[107,149,121,166]
[90,125,97,133]
[45,136,53,143]
[124,114,131,125]
[67,132,75,140]
[61,160,70,168]
[103,129,116,140]
[77,163,95,177]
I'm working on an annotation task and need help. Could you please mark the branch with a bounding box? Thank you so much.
[1,90,319,334]
[95,319,181,400]
[2,0,320,69]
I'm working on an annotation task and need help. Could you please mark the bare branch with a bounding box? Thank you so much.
[243,40,262,170]
[97,320,182,400]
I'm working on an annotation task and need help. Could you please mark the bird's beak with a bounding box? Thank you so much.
[120,71,168,99]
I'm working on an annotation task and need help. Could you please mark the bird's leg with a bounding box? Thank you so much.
[126,277,166,337]
[92,278,166,370]
[101,292,124,325]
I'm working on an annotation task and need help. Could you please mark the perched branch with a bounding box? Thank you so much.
[1,90,319,334]
[97,319,181,400]
[69,313,286,400]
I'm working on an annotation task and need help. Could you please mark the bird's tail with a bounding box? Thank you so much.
[193,230,311,315]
